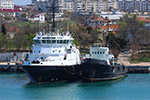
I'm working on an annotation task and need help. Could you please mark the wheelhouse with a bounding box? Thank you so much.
[33,36,74,45]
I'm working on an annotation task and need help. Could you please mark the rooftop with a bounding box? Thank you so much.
[0,9,22,12]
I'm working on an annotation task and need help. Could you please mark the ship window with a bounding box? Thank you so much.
[100,52,102,54]
[47,37,50,39]
[70,40,73,43]
[47,40,52,43]
[92,52,94,54]
[57,40,60,43]
[95,52,96,54]
[34,40,40,44]
[103,52,105,54]
[63,40,67,43]
[67,40,69,43]
[57,40,63,43]
[42,40,46,43]
[60,40,63,43]
[52,40,56,43]
[97,52,99,54]
[37,40,40,43]
[52,37,55,39]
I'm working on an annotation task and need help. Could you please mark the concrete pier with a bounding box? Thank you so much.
[0,62,150,73]
[0,62,24,73]
[127,66,150,73]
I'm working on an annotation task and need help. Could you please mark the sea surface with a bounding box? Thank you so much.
[0,73,150,100]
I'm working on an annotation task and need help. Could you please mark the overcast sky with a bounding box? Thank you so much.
[13,0,31,5]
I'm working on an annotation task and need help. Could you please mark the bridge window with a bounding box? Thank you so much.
[52,37,55,39]
[63,40,67,43]
[47,40,52,43]
[57,40,62,43]
[52,40,56,43]
[42,40,46,43]
[34,40,41,44]
[70,40,73,43]
[60,40,63,43]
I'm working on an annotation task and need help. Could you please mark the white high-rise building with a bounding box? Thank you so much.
[0,0,14,9]
[34,0,64,14]
[34,0,119,13]
[32,0,37,3]
[64,0,74,12]
[118,0,150,12]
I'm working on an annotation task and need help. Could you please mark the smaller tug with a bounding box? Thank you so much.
[81,43,127,82]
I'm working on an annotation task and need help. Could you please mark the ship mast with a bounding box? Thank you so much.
[52,0,55,32]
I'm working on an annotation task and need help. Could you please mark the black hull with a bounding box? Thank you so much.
[22,65,82,84]
[81,58,127,82]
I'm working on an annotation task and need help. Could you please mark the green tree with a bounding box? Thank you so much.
[117,14,148,59]
[0,33,5,49]
[1,24,6,35]
[25,33,36,49]
[21,13,27,18]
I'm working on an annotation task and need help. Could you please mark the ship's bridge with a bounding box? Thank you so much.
[33,33,74,48]
[89,43,115,65]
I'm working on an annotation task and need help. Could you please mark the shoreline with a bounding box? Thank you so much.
[118,52,150,66]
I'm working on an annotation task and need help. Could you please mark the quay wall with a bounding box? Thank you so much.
[0,52,28,62]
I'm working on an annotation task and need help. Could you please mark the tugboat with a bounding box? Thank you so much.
[22,0,81,84]
[22,31,81,84]
[81,43,127,82]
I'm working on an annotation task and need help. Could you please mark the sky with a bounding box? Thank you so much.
[13,0,31,5]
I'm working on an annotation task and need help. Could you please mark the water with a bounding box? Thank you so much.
[0,73,150,100]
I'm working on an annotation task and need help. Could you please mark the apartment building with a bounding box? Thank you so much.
[0,0,14,9]
[118,0,150,12]
[33,0,118,13]
[64,0,74,12]
[34,0,64,14]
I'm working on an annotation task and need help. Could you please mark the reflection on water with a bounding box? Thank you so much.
[0,73,150,100]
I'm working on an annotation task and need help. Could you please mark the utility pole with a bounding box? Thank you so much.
[106,0,108,12]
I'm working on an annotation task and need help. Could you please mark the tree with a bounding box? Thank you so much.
[0,33,5,49]
[1,24,6,35]
[21,13,27,18]
[117,14,149,59]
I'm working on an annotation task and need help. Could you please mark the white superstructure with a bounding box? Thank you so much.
[23,31,81,66]
[88,44,114,65]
